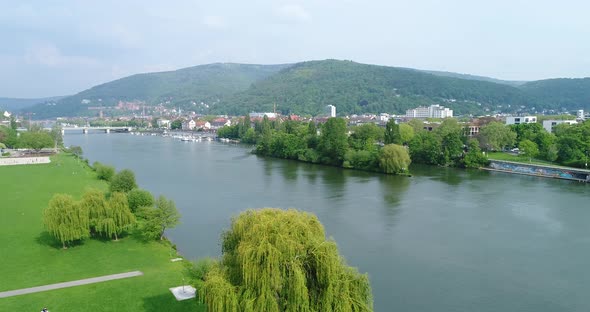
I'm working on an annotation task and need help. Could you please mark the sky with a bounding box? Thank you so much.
[1,0,589,98]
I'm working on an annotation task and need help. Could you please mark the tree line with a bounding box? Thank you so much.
[0,120,62,152]
[219,115,590,170]
[475,120,590,167]
[219,115,412,175]
[43,158,180,248]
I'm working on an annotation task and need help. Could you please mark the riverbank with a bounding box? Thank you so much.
[0,154,204,311]
[484,159,590,183]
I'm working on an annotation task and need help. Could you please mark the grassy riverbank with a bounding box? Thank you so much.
[0,154,204,311]
[486,152,556,166]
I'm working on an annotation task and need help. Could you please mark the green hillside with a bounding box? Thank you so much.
[520,78,590,112]
[28,63,290,118]
[22,60,590,118]
[212,60,533,116]
[420,70,526,87]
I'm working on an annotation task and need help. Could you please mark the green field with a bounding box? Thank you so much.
[486,152,556,166]
[0,154,204,311]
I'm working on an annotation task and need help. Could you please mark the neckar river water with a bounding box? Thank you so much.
[65,133,589,311]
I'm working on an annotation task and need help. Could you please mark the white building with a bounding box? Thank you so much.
[326,105,336,118]
[182,119,196,130]
[249,112,277,119]
[505,116,536,125]
[157,119,171,129]
[405,104,453,118]
[542,120,578,133]
[577,110,585,120]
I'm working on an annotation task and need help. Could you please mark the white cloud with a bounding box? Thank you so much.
[24,43,99,67]
[202,15,228,30]
[275,4,311,23]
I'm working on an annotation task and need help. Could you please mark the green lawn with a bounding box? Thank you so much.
[486,152,556,166]
[0,154,204,311]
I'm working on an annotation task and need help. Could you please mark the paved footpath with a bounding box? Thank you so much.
[0,271,143,298]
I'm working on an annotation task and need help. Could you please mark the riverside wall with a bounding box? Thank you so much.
[0,157,51,166]
[485,160,590,183]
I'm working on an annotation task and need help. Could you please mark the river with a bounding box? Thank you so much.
[65,132,590,311]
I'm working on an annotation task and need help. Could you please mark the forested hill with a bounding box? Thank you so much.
[519,78,590,111]
[211,60,533,116]
[23,60,590,118]
[27,63,290,118]
[419,70,526,87]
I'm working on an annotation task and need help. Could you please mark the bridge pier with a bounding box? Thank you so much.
[83,128,88,134]
[105,128,110,133]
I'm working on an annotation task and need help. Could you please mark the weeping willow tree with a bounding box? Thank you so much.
[199,208,373,312]
[43,194,89,248]
[96,192,135,240]
[79,189,109,235]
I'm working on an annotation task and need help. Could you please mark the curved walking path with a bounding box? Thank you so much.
[0,271,143,298]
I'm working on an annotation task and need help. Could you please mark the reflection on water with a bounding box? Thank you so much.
[65,133,590,312]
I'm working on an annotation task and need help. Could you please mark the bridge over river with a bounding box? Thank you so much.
[60,126,133,134]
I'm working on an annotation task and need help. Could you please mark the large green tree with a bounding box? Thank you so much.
[461,139,489,168]
[379,144,411,174]
[19,131,54,152]
[171,120,182,130]
[399,123,415,144]
[110,169,138,193]
[127,189,154,212]
[519,139,539,162]
[384,119,401,145]
[94,162,115,181]
[349,123,384,151]
[137,195,181,240]
[408,131,443,165]
[198,208,373,312]
[0,125,18,148]
[318,118,349,165]
[43,194,90,248]
[96,192,135,240]
[478,122,516,151]
[79,189,109,235]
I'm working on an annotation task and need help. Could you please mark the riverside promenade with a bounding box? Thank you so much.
[483,160,590,183]
[0,156,50,166]
[0,271,143,298]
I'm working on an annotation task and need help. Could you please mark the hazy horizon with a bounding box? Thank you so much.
[2,1,589,98]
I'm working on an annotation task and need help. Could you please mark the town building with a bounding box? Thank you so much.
[405,104,453,118]
[326,105,336,118]
[542,120,578,133]
[249,112,277,119]
[157,119,171,129]
[182,119,196,130]
[195,121,211,130]
[577,110,586,120]
[505,116,536,125]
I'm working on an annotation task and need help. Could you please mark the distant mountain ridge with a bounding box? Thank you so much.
[0,96,66,112]
[418,70,527,87]
[27,63,291,118]
[21,60,590,118]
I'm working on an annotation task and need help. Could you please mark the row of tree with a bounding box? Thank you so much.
[220,115,590,170]
[43,160,180,248]
[470,120,590,168]
[250,116,409,174]
[219,116,490,173]
[0,122,62,152]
